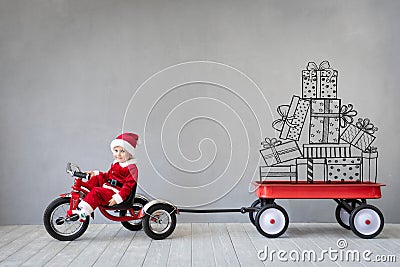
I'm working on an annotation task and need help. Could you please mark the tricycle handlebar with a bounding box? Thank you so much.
[73,171,90,179]
[66,162,90,179]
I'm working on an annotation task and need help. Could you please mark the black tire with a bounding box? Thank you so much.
[249,199,261,226]
[43,197,89,241]
[143,203,177,240]
[335,199,362,230]
[349,204,384,239]
[120,196,149,231]
[255,204,289,238]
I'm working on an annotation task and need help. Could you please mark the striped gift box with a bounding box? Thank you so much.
[259,166,297,182]
[260,140,302,166]
[303,143,351,158]
[362,148,378,183]
[296,158,326,183]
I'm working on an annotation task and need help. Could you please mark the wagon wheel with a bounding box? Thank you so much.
[255,204,289,238]
[335,199,362,230]
[249,199,275,226]
[349,204,384,239]
[249,199,261,226]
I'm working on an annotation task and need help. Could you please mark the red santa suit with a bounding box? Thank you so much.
[74,132,140,219]
[83,159,138,209]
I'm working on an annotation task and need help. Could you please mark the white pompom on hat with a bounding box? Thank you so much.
[110,132,139,157]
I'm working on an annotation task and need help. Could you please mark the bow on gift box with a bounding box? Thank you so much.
[356,118,378,134]
[261,137,282,148]
[306,60,334,82]
[364,146,378,153]
[272,105,298,132]
[340,104,358,128]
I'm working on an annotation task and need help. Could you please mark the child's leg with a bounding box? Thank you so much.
[73,201,93,221]
[85,175,103,190]
[74,187,115,221]
[83,187,115,209]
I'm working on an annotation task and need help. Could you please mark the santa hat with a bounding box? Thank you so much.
[110,132,139,157]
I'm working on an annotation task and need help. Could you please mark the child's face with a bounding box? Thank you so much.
[113,146,132,163]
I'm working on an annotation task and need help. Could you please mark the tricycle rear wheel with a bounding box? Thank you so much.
[43,197,89,241]
[143,203,176,240]
[120,196,148,231]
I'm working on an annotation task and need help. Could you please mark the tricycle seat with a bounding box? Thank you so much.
[102,183,137,210]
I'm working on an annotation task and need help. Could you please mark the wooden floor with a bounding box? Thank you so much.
[0,223,398,266]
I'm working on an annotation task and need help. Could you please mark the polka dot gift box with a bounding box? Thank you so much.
[272,95,310,141]
[302,61,338,99]
[326,157,362,182]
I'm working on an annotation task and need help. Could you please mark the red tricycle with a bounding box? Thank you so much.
[43,163,178,241]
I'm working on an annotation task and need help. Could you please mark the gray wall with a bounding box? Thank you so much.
[1,0,399,224]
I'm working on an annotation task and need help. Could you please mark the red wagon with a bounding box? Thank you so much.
[249,181,385,239]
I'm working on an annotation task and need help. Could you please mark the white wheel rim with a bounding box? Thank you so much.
[149,209,171,234]
[339,208,350,226]
[51,203,83,236]
[259,208,285,235]
[354,208,381,236]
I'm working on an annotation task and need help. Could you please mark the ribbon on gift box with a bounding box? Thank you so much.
[364,146,378,153]
[356,118,378,134]
[261,137,282,148]
[261,137,282,164]
[306,60,334,82]
[340,104,358,128]
[272,105,298,132]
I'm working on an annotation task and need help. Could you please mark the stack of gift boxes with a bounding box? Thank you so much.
[260,61,378,183]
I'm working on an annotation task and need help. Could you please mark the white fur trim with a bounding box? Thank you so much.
[93,170,100,176]
[78,201,93,214]
[118,158,137,167]
[103,184,120,194]
[113,194,123,204]
[110,139,135,157]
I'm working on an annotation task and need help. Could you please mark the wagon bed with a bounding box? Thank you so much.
[255,181,384,199]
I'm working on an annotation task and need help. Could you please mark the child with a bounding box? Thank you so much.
[73,132,139,221]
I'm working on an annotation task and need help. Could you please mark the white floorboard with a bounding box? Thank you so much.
[0,223,398,266]
[191,223,216,267]
[167,223,191,267]
[209,223,240,266]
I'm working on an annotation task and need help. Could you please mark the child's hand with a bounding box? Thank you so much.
[85,171,95,178]
[108,198,117,206]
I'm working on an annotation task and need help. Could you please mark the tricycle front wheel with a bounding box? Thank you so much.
[43,197,89,241]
